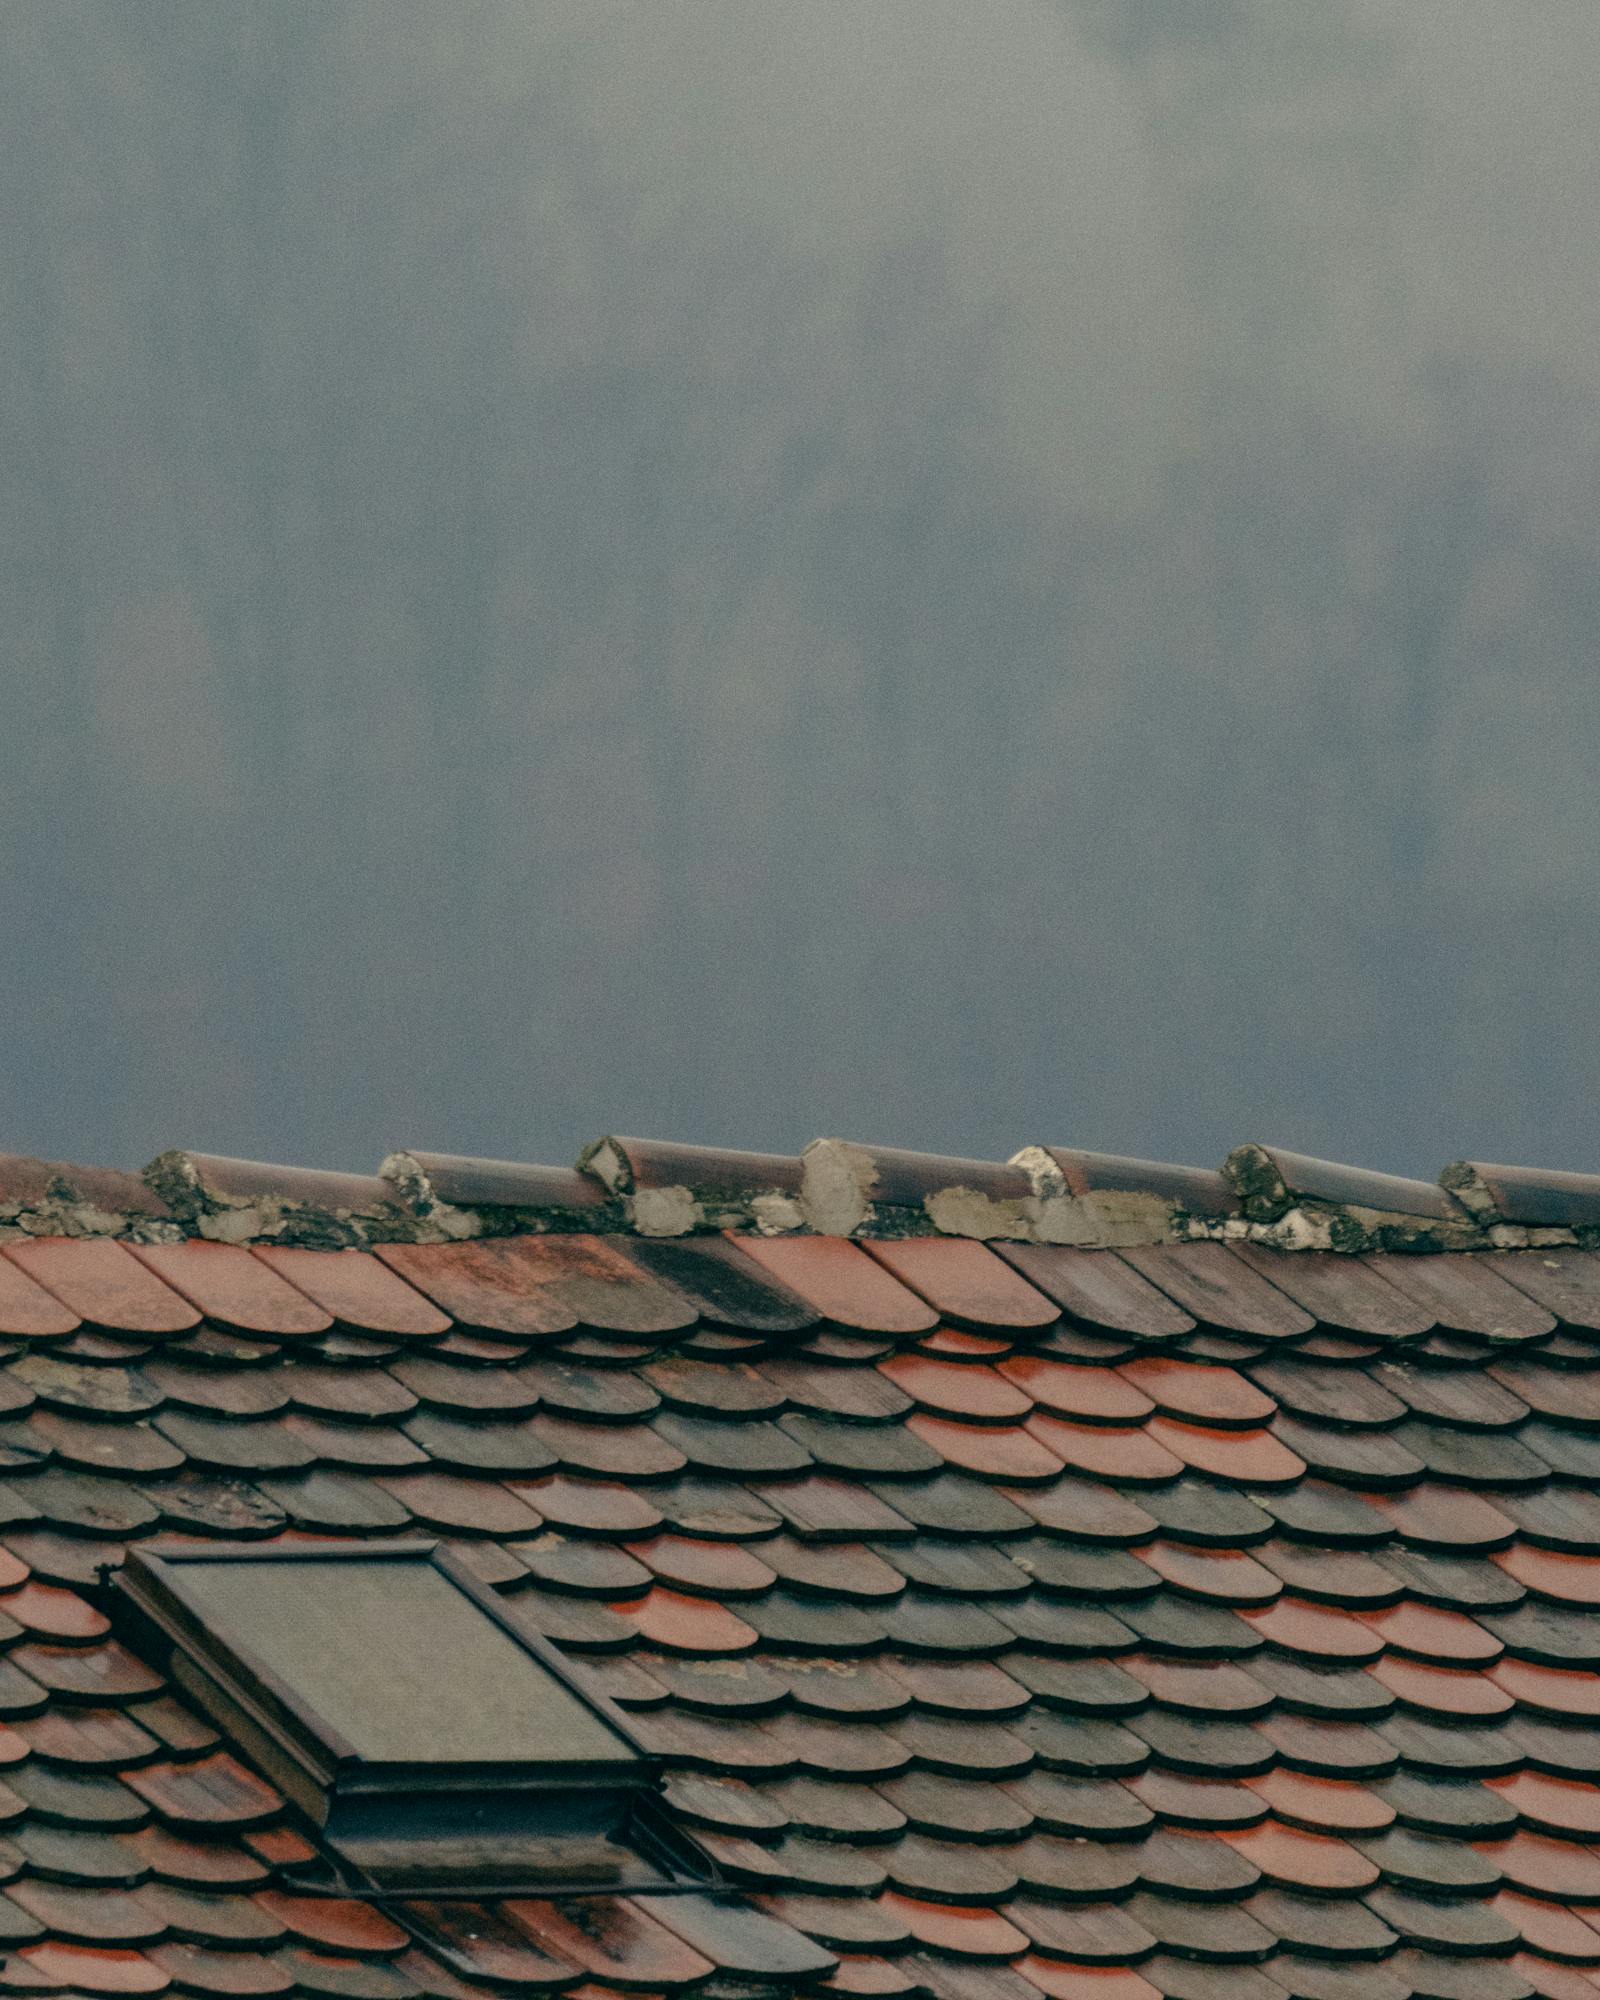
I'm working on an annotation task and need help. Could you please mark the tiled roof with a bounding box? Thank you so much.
[3,1140,1600,1999]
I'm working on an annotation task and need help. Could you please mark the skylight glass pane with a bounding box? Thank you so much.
[173,1556,636,1766]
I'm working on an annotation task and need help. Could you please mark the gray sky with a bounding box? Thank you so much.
[3,2,1599,1182]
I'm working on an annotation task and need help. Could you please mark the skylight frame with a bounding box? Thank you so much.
[111,1538,713,1896]
[117,1538,650,1792]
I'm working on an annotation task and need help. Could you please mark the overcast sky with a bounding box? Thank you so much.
[3,2,1599,1184]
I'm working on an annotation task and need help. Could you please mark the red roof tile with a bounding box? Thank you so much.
[4,1239,198,1335]
[734,1236,940,1333]
[252,1245,452,1337]
[863,1240,1059,1330]
[124,1243,332,1337]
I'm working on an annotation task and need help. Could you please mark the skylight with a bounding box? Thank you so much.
[115,1540,704,1895]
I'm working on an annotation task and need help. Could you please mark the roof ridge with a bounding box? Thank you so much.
[0,1136,1596,1257]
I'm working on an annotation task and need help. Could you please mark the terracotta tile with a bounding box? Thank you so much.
[1483,1832,1600,1903]
[647,1892,838,1979]
[1116,1586,1258,1657]
[1024,1414,1183,1485]
[122,1757,281,1830]
[521,1415,684,1481]
[759,1537,904,1601]
[1247,1358,1408,1431]
[1366,1484,1518,1552]
[995,1246,1196,1338]
[1491,1658,1600,1718]
[251,1896,406,1957]
[0,1257,81,1339]
[902,1415,1063,1484]
[121,1245,328,1338]
[14,1943,170,1993]
[653,1478,784,1542]
[749,1475,909,1543]
[1383,1545,1527,1613]
[12,1708,160,1767]
[1512,1953,1600,2000]
[877,1657,1029,1717]
[862,1240,1058,1329]
[1009,1896,1159,1966]
[1370,1655,1514,1716]
[368,1472,540,1536]
[1229,1244,1434,1340]
[1143,1419,1305,1487]
[1116,1358,1274,1429]
[1124,1710,1274,1781]
[639,1355,785,1420]
[148,1894,289,1955]
[132,1696,219,1761]
[386,1355,541,1417]
[1355,1598,1502,1665]
[1238,1597,1384,1661]
[1118,1244,1315,1340]
[372,1241,575,1336]
[822,1955,923,1997]
[623,1534,775,1596]
[504,1897,714,1987]
[510,1475,661,1538]
[249,1248,449,1338]
[146,1412,309,1477]
[997,1358,1152,1426]
[614,1587,757,1655]
[731,1237,938,1334]
[1019,1963,1161,2000]
[144,1946,291,1996]
[529,1237,701,1335]
[1488,1771,1600,1840]
[0,1580,107,1642]
[401,1901,577,1988]
[916,1327,1015,1358]
[1493,1891,1600,1964]
[878,1355,1032,1424]
[1495,1545,1600,1606]
[1134,1544,1280,1607]
[1256,1539,1400,1609]
[1136,1478,1278,1550]
[1494,1247,1600,1328]
[624,1235,819,1334]
[1375,1769,1518,1839]
[1493,1366,1600,1435]
[1371,1253,1559,1340]
[12,1639,163,1704]
[649,1411,807,1479]
[878,1896,1027,1961]
[755,1358,912,1423]
[1119,1655,1269,1717]
[780,1413,940,1479]
[4,1241,198,1337]
[7,1879,164,1942]
[1503,1487,1600,1557]
[1243,1767,1394,1832]
[22,1421,162,1494]
[382,1412,543,1479]
[240,1827,315,1870]
[1269,1412,1422,1489]
[1120,1769,1262,1831]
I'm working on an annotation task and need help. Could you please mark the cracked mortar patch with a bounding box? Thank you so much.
[628,1187,703,1237]
[800,1139,879,1237]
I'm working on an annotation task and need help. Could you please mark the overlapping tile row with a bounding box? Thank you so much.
[2,1232,1600,1997]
